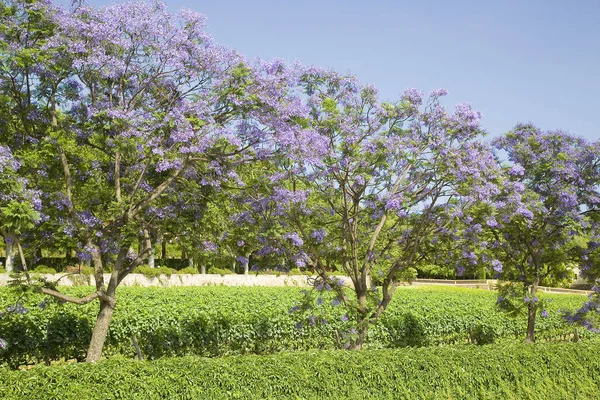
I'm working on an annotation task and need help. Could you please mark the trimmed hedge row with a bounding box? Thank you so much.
[0,257,193,271]
[0,286,593,367]
[1,342,599,399]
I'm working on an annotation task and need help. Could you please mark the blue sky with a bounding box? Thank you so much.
[64,0,599,141]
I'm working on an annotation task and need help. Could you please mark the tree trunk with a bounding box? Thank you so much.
[161,241,167,260]
[242,253,250,275]
[17,240,28,272]
[188,257,194,268]
[348,324,369,350]
[148,248,155,269]
[86,298,116,362]
[4,236,14,273]
[525,282,538,344]
[200,264,206,274]
[348,289,369,350]
[143,229,154,268]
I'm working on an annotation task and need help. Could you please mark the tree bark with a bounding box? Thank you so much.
[349,324,369,350]
[17,240,27,272]
[161,241,167,260]
[200,264,206,274]
[143,229,154,268]
[348,290,369,350]
[525,281,539,344]
[4,236,14,273]
[242,252,250,275]
[86,298,116,362]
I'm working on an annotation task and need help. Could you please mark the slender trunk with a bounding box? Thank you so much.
[242,252,250,275]
[4,236,14,273]
[349,289,369,350]
[188,257,194,268]
[161,241,167,260]
[148,248,155,269]
[86,298,115,362]
[17,240,27,272]
[349,324,369,350]
[525,281,539,344]
[35,248,43,263]
[200,265,206,274]
[143,229,154,268]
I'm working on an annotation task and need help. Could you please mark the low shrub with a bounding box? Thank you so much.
[65,265,95,275]
[134,266,176,278]
[31,266,57,274]
[0,342,599,399]
[0,286,594,368]
[207,267,233,276]
[175,267,198,274]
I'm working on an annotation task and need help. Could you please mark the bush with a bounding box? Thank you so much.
[176,267,198,274]
[0,286,595,368]
[416,264,459,279]
[65,265,94,275]
[1,342,599,399]
[469,323,498,345]
[134,266,176,277]
[288,268,306,275]
[207,267,232,276]
[31,266,57,274]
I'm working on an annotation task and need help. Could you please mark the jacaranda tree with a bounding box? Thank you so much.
[256,71,502,349]
[0,0,327,361]
[483,124,600,342]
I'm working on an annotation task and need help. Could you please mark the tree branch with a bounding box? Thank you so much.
[40,288,100,305]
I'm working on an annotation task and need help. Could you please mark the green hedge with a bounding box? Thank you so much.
[1,342,599,399]
[0,286,594,368]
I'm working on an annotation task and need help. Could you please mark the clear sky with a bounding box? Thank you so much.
[62,0,600,141]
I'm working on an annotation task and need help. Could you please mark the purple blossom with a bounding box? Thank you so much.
[283,232,304,247]
[310,228,327,243]
[508,164,525,176]
[402,88,423,106]
[6,303,27,315]
[491,260,503,273]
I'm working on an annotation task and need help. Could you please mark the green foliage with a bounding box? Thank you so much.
[1,342,599,399]
[416,264,460,279]
[288,268,306,275]
[0,286,594,368]
[31,265,57,274]
[133,266,176,278]
[207,266,233,276]
[65,265,94,275]
[176,267,198,274]
[371,265,417,286]
[0,201,40,235]
[470,323,498,345]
